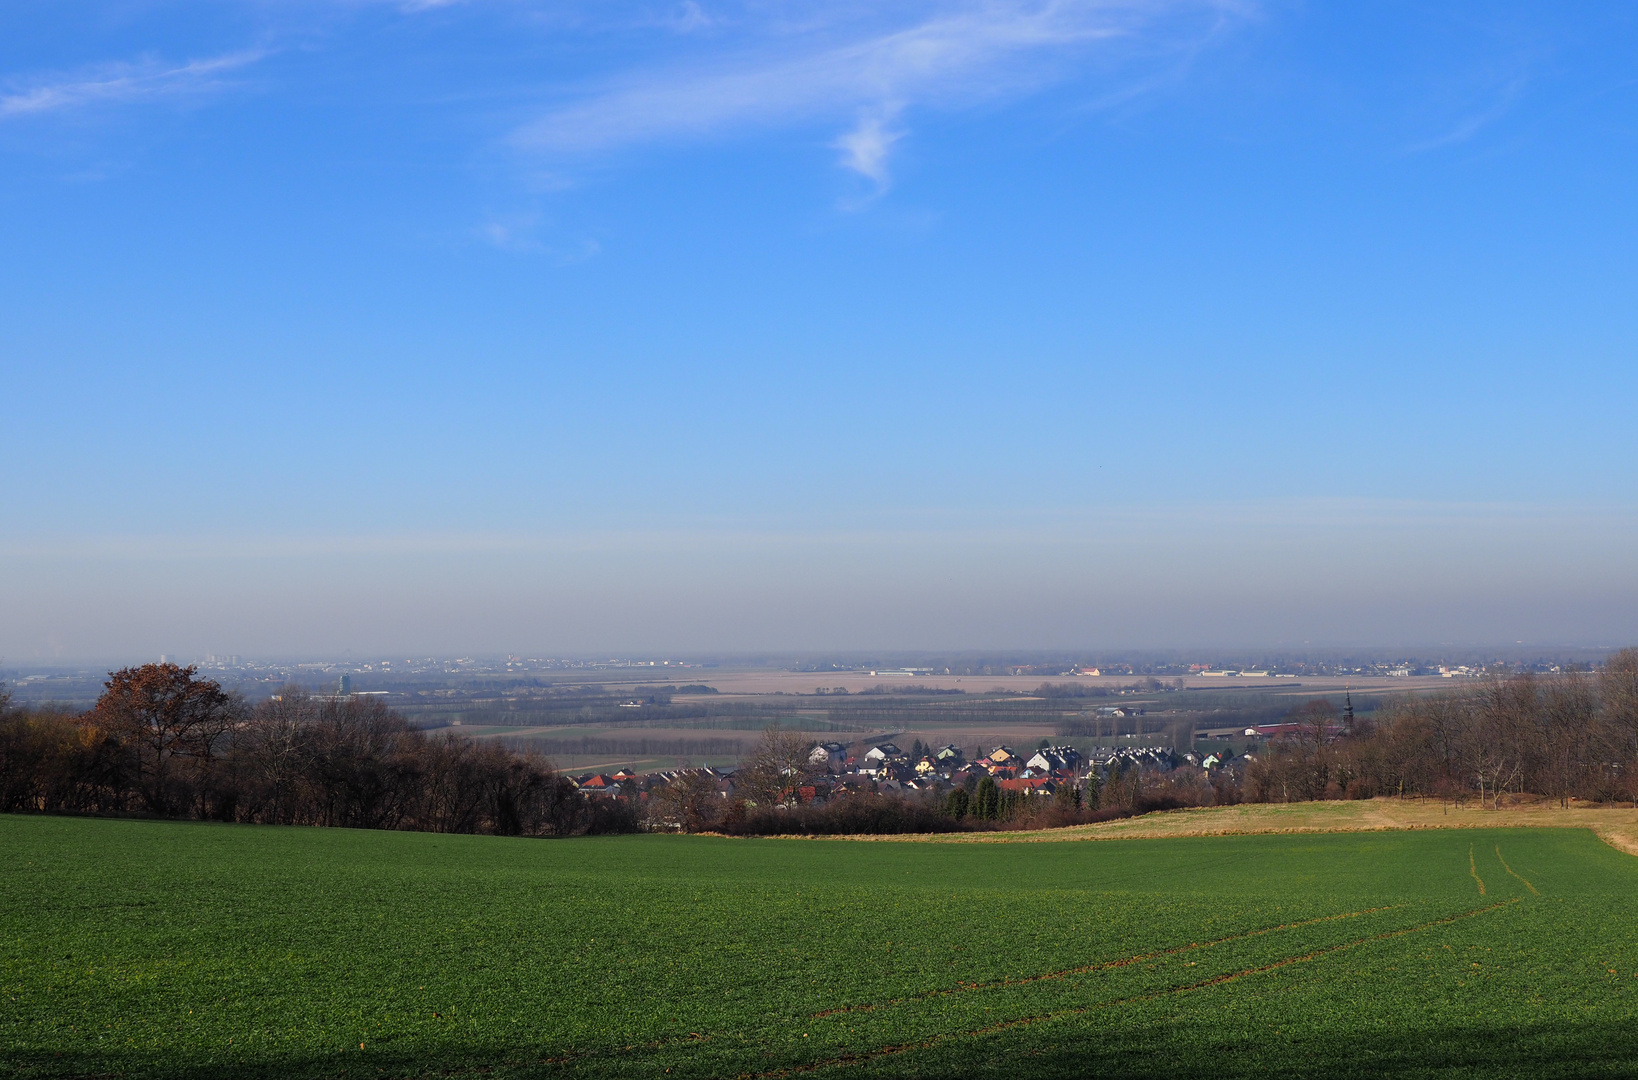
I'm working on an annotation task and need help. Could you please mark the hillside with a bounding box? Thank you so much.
[828,797,1638,855]
[6,813,1638,1076]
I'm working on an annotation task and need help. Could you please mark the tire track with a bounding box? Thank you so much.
[809,905,1402,1019]
[1469,844,1487,895]
[1494,844,1539,894]
[484,908,1402,1073]
[739,899,1520,1080]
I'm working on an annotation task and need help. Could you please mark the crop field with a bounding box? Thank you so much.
[3,816,1637,1078]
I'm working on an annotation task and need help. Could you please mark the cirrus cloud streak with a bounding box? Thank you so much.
[513,0,1252,181]
[0,50,266,119]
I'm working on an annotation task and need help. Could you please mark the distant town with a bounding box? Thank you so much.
[570,738,1223,813]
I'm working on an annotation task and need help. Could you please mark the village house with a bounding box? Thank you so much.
[860,744,905,775]
[1024,746,1082,775]
[808,742,848,773]
[577,774,627,799]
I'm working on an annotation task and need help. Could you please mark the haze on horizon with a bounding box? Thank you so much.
[4,1,1636,663]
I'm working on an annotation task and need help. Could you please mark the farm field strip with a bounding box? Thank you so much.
[362,900,1513,1080]
[3,819,1633,1080]
[511,903,1419,1073]
[766,911,1521,1079]
[597,900,1527,1079]
[549,844,1540,1077]
[585,843,1524,1067]
[807,903,1405,1019]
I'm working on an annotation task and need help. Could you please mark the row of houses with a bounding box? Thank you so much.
[808,741,1091,779]
[570,740,1228,805]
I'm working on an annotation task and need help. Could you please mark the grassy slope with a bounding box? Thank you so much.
[832,798,1638,854]
[1,815,1635,1078]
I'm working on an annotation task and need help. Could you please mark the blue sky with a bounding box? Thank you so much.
[3,0,1637,659]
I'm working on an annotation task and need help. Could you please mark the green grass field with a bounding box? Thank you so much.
[3,816,1637,1078]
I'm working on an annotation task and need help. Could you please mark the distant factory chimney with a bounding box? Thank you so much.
[339,674,353,696]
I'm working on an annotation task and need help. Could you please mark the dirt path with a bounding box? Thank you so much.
[807,798,1638,854]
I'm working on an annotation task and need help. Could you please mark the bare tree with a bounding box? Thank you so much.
[1421,692,1470,780]
[304,696,422,830]
[1540,673,1597,807]
[1601,649,1638,763]
[736,726,816,809]
[650,771,722,832]
[235,687,320,823]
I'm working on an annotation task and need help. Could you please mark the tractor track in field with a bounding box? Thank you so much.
[738,898,1522,1080]
[464,906,1406,1074]
[1494,844,1539,894]
[807,904,1403,1019]
[368,895,1529,1077]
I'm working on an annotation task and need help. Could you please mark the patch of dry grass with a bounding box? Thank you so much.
[816,798,1638,855]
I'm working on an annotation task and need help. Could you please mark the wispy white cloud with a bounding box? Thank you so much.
[671,1,715,34]
[513,1,1248,181]
[1401,72,1530,154]
[476,212,545,252]
[397,0,476,12]
[472,211,601,263]
[833,107,903,184]
[0,50,266,119]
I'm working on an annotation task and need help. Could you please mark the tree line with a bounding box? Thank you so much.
[7,652,1635,839]
[0,664,635,836]
[1246,651,1638,806]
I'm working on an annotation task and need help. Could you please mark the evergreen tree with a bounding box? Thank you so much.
[1084,772,1103,810]
[974,775,1000,820]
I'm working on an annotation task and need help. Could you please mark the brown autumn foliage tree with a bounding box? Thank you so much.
[0,665,632,836]
[81,664,244,817]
